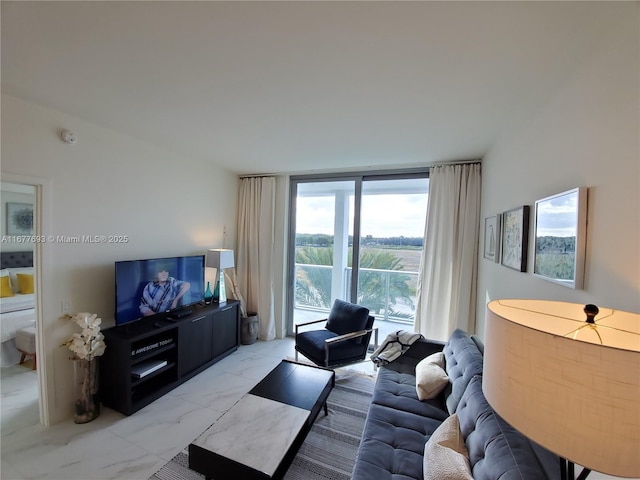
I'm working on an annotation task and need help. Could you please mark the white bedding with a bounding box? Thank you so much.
[0,293,35,314]
[1,307,35,343]
[0,261,36,366]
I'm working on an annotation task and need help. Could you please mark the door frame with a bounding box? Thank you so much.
[3,173,51,426]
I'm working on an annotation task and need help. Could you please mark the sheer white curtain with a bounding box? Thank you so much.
[414,163,481,341]
[236,177,276,341]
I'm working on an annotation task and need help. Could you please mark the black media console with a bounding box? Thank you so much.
[99,301,240,416]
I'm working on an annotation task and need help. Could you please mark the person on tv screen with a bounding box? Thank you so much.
[140,268,191,316]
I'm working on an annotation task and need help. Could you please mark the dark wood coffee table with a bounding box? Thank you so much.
[189,360,335,480]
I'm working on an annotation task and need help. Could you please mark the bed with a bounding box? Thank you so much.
[0,251,35,367]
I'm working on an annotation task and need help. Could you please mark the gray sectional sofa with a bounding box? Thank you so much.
[351,329,560,480]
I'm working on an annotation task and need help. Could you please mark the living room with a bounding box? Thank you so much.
[1,1,638,479]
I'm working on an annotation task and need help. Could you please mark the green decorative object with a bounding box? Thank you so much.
[204,281,213,305]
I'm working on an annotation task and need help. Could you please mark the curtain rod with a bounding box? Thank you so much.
[431,158,481,166]
[239,158,481,179]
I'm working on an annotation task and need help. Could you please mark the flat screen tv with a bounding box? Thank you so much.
[115,255,205,326]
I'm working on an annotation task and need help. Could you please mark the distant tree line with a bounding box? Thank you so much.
[296,233,423,248]
[535,236,575,254]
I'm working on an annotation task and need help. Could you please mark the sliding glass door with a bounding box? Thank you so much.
[288,171,429,340]
[290,180,356,326]
[356,178,428,324]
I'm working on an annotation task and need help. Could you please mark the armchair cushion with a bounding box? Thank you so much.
[326,299,370,336]
[296,329,366,364]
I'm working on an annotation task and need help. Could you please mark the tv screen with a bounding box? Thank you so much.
[115,255,205,326]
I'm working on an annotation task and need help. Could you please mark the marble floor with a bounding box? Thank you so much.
[0,337,632,480]
[0,337,376,480]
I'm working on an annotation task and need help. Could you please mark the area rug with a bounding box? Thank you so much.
[149,369,375,480]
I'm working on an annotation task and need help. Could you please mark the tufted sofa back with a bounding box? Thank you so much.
[442,328,484,414]
[457,376,559,479]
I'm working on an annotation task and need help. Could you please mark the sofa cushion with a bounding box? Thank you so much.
[415,352,449,401]
[423,414,473,480]
[443,329,484,414]
[372,367,449,419]
[351,402,443,480]
[456,376,558,480]
[325,299,370,336]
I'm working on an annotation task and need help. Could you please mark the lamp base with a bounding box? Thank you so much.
[217,271,227,303]
[561,459,591,480]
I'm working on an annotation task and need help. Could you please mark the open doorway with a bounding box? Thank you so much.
[0,180,44,428]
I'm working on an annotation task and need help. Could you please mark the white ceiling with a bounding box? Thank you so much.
[1,1,625,175]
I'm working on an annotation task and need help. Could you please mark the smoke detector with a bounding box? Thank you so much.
[60,129,77,145]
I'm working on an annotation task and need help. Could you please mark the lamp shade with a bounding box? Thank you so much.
[483,299,640,478]
[206,249,235,270]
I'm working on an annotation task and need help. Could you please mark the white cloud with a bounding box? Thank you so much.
[296,193,428,237]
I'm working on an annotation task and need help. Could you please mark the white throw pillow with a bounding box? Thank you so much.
[415,351,449,400]
[423,414,473,480]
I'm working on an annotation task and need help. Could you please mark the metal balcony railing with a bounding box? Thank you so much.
[294,263,418,324]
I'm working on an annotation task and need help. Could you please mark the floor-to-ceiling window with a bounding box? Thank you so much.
[287,171,429,341]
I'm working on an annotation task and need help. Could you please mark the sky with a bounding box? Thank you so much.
[535,191,578,237]
[296,193,428,238]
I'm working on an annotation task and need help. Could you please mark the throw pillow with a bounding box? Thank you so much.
[0,276,14,298]
[8,267,33,293]
[17,273,34,294]
[416,351,449,400]
[423,414,473,480]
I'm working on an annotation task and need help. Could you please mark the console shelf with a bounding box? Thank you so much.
[100,301,240,416]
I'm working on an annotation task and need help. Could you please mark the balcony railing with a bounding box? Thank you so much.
[294,263,418,324]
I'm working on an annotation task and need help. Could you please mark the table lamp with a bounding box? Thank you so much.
[206,249,235,303]
[484,299,639,480]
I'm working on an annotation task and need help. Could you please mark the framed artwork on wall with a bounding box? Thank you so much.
[6,202,34,235]
[501,205,530,272]
[483,214,501,263]
[533,187,587,289]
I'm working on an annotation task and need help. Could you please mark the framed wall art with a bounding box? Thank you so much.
[483,214,501,263]
[6,202,34,235]
[533,187,587,289]
[501,205,530,272]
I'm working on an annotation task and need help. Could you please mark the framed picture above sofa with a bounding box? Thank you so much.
[500,205,530,272]
[483,214,501,263]
[533,187,587,289]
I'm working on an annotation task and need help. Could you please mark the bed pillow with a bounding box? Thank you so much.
[0,276,14,298]
[423,413,473,480]
[416,351,449,400]
[17,273,34,294]
[7,267,33,293]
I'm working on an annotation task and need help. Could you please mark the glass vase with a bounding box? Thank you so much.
[73,358,100,424]
[204,281,213,305]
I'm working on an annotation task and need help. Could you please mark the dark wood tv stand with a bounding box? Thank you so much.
[99,301,240,416]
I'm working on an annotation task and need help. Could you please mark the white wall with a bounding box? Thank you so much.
[477,6,639,337]
[1,94,239,424]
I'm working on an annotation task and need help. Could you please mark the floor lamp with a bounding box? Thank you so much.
[206,249,235,304]
[483,299,639,479]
